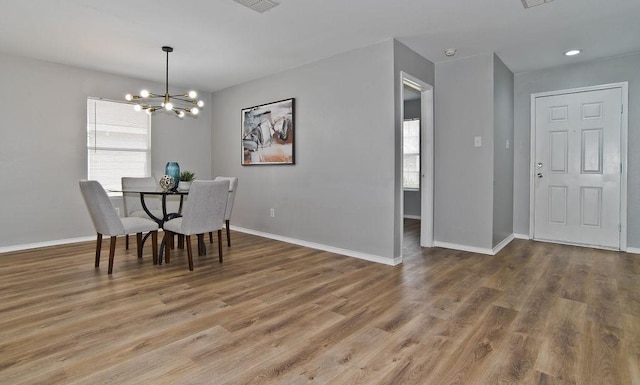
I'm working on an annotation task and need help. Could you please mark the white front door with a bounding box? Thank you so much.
[533,87,622,249]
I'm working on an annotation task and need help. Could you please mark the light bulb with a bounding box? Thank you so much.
[191,107,199,115]
[134,104,142,112]
[125,94,133,101]
[197,100,204,108]
[188,90,197,99]
[165,102,173,111]
[564,49,581,56]
[140,89,150,98]
[178,111,185,118]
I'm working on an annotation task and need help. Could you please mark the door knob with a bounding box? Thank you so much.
[537,162,543,168]
[537,172,543,178]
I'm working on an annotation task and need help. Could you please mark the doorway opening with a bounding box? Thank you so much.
[400,72,434,257]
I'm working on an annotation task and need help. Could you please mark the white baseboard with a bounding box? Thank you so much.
[433,241,494,255]
[433,234,515,256]
[625,247,640,254]
[513,233,530,240]
[1,228,402,267]
[0,236,96,254]
[403,215,421,220]
[493,234,515,254]
[230,225,402,266]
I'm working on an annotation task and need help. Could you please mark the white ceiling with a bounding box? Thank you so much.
[0,0,638,93]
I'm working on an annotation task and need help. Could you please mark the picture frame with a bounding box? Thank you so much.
[241,98,295,165]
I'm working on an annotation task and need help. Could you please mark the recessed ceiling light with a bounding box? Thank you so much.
[444,48,457,57]
[521,0,553,9]
[233,0,279,13]
[564,49,582,56]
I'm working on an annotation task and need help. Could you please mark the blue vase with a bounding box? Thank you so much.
[165,162,180,189]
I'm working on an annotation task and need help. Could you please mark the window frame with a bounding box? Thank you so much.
[402,118,420,190]
[87,97,152,196]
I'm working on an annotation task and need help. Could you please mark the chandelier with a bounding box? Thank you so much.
[125,46,204,118]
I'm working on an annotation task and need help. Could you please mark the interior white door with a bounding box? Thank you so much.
[534,87,622,249]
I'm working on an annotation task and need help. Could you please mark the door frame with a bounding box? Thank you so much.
[528,82,629,250]
[400,72,434,248]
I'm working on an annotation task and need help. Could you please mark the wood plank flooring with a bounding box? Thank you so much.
[0,220,639,384]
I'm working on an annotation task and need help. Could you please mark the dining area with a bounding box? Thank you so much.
[78,174,238,274]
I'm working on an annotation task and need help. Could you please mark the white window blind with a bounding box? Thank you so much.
[403,119,420,189]
[87,98,151,194]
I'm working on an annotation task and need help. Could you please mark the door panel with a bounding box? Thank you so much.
[580,187,602,227]
[534,87,622,248]
[548,186,567,224]
[581,129,602,173]
[549,131,568,172]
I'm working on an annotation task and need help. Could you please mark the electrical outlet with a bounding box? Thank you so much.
[270,208,275,218]
[474,136,482,147]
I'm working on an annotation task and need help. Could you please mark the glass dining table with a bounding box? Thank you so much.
[121,188,188,226]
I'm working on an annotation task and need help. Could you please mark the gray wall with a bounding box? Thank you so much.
[403,190,421,217]
[492,54,514,247]
[435,54,495,249]
[210,40,398,261]
[403,98,421,218]
[393,40,435,255]
[513,53,640,247]
[404,98,421,120]
[209,39,433,261]
[0,52,212,248]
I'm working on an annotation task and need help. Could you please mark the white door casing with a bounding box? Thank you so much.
[531,84,627,249]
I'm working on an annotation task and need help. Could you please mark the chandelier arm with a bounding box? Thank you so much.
[169,96,199,104]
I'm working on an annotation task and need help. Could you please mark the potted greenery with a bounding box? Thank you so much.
[178,170,195,191]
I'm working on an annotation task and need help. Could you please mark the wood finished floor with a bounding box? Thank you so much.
[1,220,639,384]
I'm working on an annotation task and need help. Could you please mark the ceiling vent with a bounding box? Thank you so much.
[233,0,280,13]
[521,0,553,8]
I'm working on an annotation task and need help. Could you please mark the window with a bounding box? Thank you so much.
[403,119,420,189]
[87,98,151,194]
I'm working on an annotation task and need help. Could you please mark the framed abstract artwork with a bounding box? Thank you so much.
[241,98,295,165]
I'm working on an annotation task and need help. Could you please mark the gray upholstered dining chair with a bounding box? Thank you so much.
[121,176,163,249]
[163,180,230,271]
[210,176,238,247]
[79,180,159,274]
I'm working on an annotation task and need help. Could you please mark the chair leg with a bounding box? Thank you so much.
[209,231,213,244]
[108,236,117,274]
[226,220,231,247]
[186,235,194,271]
[164,231,172,264]
[126,234,129,249]
[178,234,184,249]
[95,233,102,267]
[152,231,158,265]
[218,229,223,263]
[197,234,204,256]
[136,233,143,258]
